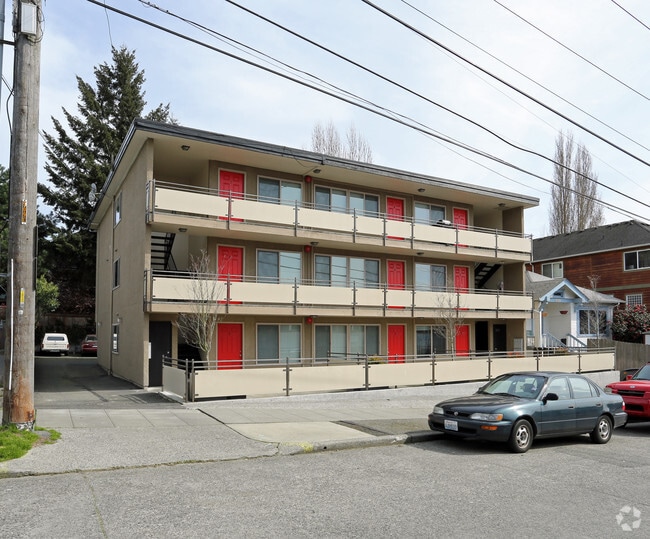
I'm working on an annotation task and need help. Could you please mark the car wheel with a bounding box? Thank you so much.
[508,419,533,453]
[590,415,612,444]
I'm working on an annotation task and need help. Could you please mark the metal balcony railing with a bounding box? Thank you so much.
[146,180,532,260]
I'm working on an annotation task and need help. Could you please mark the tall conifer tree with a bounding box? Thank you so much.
[40,46,175,314]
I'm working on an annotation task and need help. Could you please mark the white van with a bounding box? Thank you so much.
[41,333,70,355]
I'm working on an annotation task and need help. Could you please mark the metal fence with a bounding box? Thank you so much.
[162,347,616,402]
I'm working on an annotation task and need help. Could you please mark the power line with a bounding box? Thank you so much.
[86,1,649,223]
[400,0,650,154]
[610,0,650,33]
[190,0,648,217]
[361,0,650,169]
[493,0,650,101]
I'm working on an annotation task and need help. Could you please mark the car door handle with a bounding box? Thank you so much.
[596,402,602,407]
[568,405,575,409]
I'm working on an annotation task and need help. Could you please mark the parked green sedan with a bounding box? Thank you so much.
[428,372,627,453]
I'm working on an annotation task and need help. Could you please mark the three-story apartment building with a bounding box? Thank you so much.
[89,120,538,389]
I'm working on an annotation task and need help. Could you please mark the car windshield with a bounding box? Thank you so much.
[632,364,650,380]
[479,374,546,399]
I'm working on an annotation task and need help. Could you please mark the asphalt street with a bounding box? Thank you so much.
[0,357,645,538]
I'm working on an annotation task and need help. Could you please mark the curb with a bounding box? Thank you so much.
[279,430,440,455]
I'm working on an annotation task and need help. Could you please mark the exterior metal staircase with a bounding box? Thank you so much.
[474,262,501,289]
[151,232,176,271]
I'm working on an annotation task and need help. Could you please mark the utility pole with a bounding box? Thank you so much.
[2,0,42,429]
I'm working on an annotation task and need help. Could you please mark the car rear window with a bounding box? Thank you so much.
[47,336,65,341]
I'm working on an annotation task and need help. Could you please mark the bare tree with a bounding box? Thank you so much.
[432,278,469,357]
[175,251,223,363]
[549,131,604,235]
[585,274,606,346]
[310,121,373,163]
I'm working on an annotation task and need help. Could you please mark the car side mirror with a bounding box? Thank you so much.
[542,392,559,404]
[626,375,634,381]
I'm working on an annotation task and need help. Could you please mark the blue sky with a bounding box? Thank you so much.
[2,0,650,238]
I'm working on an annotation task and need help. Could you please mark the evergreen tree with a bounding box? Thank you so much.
[40,46,176,314]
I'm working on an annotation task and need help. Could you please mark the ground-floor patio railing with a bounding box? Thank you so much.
[162,348,616,402]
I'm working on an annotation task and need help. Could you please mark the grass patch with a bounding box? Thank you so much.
[0,425,60,462]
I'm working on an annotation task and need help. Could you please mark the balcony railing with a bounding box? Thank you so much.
[162,347,616,401]
[144,270,532,316]
[147,180,532,260]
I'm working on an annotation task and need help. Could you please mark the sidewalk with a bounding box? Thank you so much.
[1,379,479,477]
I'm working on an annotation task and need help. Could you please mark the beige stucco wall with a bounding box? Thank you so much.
[96,139,153,387]
[95,203,113,375]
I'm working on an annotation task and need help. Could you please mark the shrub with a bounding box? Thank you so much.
[611,305,650,343]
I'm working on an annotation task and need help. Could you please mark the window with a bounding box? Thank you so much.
[315,325,379,359]
[258,177,302,206]
[626,294,643,307]
[547,376,571,400]
[315,186,378,216]
[257,325,301,362]
[416,326,447,356]
[414,202,445,225]
[257,250,301,283]
[349,191,379,217]
[112,324,119,353]
[113,259,120,288]
[114,192,122,226]
[569,376,596,399]
[415,263,447,291]
[578,309,607,336]
[624,249,650,270]
[315,255,379,288]
[541,262,563,278]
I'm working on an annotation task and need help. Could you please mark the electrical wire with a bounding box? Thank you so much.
[400,0,650,154]
[610,0,650,32]
[85,0,649,223]
[361,0,650,169]
[493,0,650,101]
[152,0,647,216]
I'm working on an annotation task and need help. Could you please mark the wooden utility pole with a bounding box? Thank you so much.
[2,0,42,429]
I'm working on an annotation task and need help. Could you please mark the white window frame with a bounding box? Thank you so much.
[626,294,643,308]
[314,255,380,288]
[314,185,379,216]
[414,202,446,225]
[257,249,302,284]
[314,324,380,360]
[256,324,301,363]
[415,263,447,291]
[624,249,650,271]
[258,176,302,206]
[114,192,122,226]
[541,261,563,278]
[416,325,448,356]
[112,324,119,353]
[577,308,607,337]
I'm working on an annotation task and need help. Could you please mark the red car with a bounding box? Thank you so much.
[607,364,650,422]
[81,334,98,356]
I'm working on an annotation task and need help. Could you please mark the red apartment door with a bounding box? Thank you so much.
[387,260,405,290]
[454,265,469,293]
[386,197,405,240]
[218,246,243,304]
[387,325,405,363]
[217,323,243,370]
[386,197,404,221]
[453,208,468,229]
[219,170,244,199]
[455,325,470,357]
